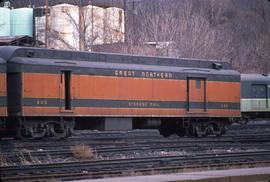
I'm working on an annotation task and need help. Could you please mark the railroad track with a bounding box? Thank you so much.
[2,133,270,159]
[1,127,270,181]
[1,131,270,156]
[1,135,270,154]
[1,131,270,152]
[1,150,270,181]
[0,130,161,151]
[1,132,270,172]
[227,122,270,134]
[3,141,269,164]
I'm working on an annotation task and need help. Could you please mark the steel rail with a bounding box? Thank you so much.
[1,150,270,178]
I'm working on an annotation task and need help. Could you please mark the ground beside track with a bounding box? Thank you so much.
[73,167,270,182]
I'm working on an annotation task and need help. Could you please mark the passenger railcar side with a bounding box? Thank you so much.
[241,74,270,120]
[1,46,241,138]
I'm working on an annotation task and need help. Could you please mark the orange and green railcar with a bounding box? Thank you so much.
[1,46,241,138]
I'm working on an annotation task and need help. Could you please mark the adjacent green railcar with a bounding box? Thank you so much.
[241,74,270,118]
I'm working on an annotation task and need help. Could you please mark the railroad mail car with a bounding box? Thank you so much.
[0,58,7,121]
[241,74,270,119]
[1,46,241,138]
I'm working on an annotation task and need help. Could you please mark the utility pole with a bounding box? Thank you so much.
[78,0,85,51]
[91,4,94,51]
[45,0,49,47]
[124,0,127,42]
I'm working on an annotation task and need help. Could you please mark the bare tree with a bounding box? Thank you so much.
[33,0,270,74]
[251,0,270,73]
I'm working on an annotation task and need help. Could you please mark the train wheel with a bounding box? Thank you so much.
[48,119,75,139]
[182,124,197,137]
[67,119,75,137]
[50,123,68,139]
[238,114,249,125]
[15,125,27,140]
[28,123,47,139]
[15,118,28,140]
[210,123,226,136]
[194,124,207,137]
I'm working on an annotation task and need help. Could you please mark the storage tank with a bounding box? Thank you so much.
[0,6,11,36]
[49,4,79,50]
[84,5,105,45]
[104,7,125,44]
[11,8,33,37]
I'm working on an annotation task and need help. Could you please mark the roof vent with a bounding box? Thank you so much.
[212,63,222,70]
